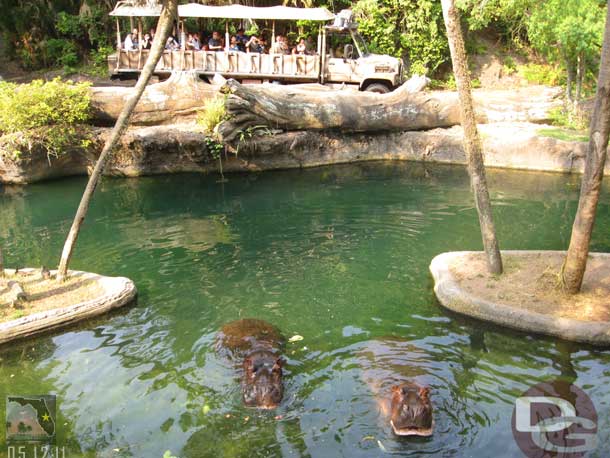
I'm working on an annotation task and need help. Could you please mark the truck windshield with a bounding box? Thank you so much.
[350,31,370,57]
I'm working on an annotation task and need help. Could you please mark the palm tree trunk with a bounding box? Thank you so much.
[562,3,610,294]
[566,59,575,103]
[56,0,178,282]
[576,52,585,102]
[441,0,503,274]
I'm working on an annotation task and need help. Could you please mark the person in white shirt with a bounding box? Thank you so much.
[124,33,136,51]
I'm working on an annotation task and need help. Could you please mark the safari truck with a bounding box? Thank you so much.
[108,3,404,93]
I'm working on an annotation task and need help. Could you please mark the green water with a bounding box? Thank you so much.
[0,162,609,458]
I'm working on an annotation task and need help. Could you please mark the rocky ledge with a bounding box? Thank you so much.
[0,122,600,185]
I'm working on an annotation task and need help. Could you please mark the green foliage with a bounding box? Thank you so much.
[44,38,79,68]
[527,0,605,65]
[353,0,448,75]
[89,45,114,71]
[547,106,589,131]
[465,37,488,55]
[205,137,224,160]
[0,1,114,70]
[56,12,83,39]
[537,127,588,143]
[197,97,227,134]
[456,0,533,39]
[0,78,92,157]
[517,63,563,86]
[502,56,517,75]
[457,0,605,96]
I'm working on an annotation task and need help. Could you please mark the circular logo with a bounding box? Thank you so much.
[512,380,597,458]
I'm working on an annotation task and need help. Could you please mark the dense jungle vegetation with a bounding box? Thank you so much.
[0,0,606,100]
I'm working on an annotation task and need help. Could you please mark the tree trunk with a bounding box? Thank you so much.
[576,52,585,102]
[90,71,219,126]
[562,3,610,294]
[56,0,179,282]
[566,59,575,103]
[216,79,562,143]
[218,77,457,141]
[441,0,503,274]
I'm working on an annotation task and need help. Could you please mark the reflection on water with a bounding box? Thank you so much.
[1,163,609,457]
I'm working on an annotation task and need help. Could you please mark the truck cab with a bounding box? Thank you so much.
[322,10,403,93]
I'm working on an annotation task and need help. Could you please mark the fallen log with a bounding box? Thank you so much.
[90,71,218,126]
[89,72,561,129]
[217,79,563,142]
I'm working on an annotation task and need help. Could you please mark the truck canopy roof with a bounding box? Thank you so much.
[110,2,335,21]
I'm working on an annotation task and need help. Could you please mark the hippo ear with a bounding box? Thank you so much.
[419,386,430,399]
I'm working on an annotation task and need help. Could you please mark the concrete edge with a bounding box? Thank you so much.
[429,251,610,346]
[0,269,137,345]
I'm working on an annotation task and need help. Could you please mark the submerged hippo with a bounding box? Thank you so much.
[382,382,433,436]
[216,318,285,409]
[359,339,434,437]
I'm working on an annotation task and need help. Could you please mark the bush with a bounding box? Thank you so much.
[0,78,92,157]
[44,38,79,68]
[517,63,564,86]
[353,0,448,75]
[197,97,227,134]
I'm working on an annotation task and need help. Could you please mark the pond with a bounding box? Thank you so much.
[1,162,609,458]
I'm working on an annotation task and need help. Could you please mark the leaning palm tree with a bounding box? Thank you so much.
[56,0,178,282]
[562,1,610,293]
[440,0,503,274]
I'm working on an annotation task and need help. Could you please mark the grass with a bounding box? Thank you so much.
[197,97,227,134]
[537,127,588,143]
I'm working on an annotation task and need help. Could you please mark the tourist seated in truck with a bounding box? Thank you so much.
[124,33,137,51]
[208,31,223,51]
[246,35,264,54]
[228,36,241,52]
[132,29,140,48]
[259,35,269,53]
[293,38,308,55]
[186,33,201,51]
[236,29,249,46]
[165,36,179,51]
[281,36,292,54]
[270,35,284,54]
[141,33,152,50]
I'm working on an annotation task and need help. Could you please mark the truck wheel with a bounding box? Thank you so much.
[364,83,390,94]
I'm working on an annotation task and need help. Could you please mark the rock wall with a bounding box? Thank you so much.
[0,122,601,185]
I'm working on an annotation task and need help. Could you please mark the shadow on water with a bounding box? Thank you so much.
[0,162,610,457]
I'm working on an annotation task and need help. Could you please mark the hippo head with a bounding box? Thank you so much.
[242,350,284,409]
[389,383,433,436]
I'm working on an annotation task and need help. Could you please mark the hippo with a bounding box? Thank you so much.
[216,318,285,409]
[359,338,434,437]
[382,382,433,436]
